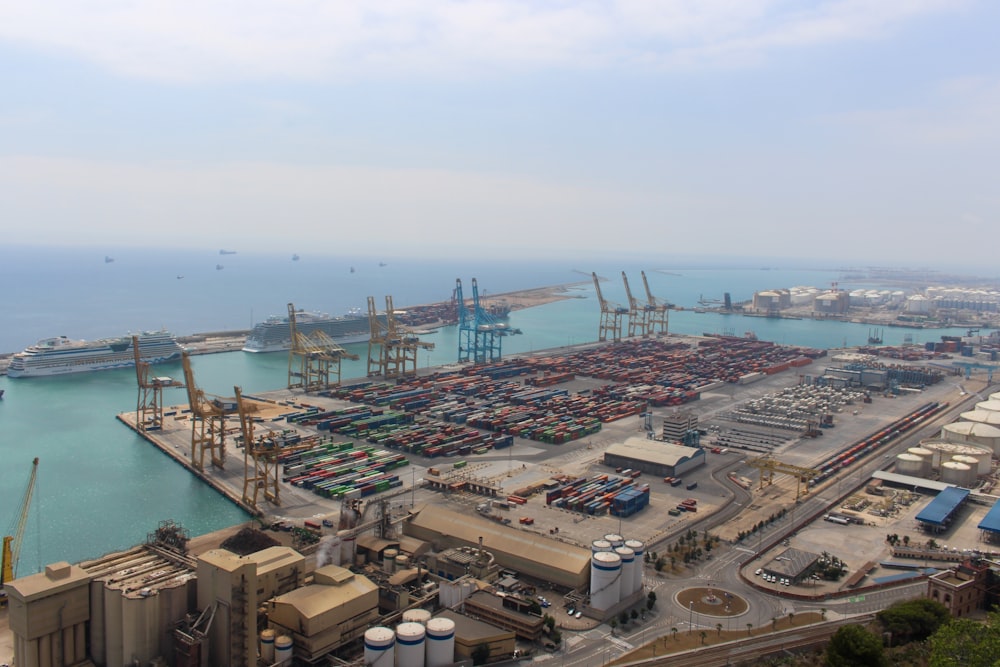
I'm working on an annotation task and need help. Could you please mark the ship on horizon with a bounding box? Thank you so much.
[219,249,237,255]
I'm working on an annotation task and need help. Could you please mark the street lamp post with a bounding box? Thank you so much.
[689,601,693,635]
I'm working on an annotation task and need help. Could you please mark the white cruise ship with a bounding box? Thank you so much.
[242,309,375,353]
[7,331,184,378]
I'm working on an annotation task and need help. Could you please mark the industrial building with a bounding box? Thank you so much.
[603,437,705,479]
[760,548,821,585]
[403,505,591,590]
[927,560,992,617]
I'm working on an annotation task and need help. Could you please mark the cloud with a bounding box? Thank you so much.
[0,0,962,83]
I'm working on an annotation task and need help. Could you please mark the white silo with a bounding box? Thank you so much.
[976,400,1000,414]
[396,622,426,667]
[895,453,925,477]
[590,551,622,611]
[604,533,624,548]
[384,548,399,574]
[364,627,396,667]
[403,609,432,625]
[908,446,933,459]
[961,410,1000,427]
[591,539,612,553]
[260,629,276,665]
[941,461,974,488]
[624,539,645,593]
[952,455,984,476]
[615,546,636,599]
[942,422,1000,455]
[275,635,294,665]
[425,617,456,667]
[991,392,1000,402]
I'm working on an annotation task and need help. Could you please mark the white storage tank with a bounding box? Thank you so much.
[941,461,975,488]
[396,622,426,667]
[895,453,926,477]
[961,410,1000,427]
[952,454,986,476]
[403,608,432,626]
[591,539,612,554]
[907,446,933,459]
[614,546,636,599]
[590,551,622,611]
[425,617,456,667]
[260,629,276,665]
[624,539,645,594]
[384,548,399,574]
[942,422,1000,455]
[364,627,396,667]
[275,635,294,665]
[603,533,624,548]
[980,399,1000,412]
[991,392,1000,402]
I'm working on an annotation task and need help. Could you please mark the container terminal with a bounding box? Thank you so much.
[3,281,1000,667]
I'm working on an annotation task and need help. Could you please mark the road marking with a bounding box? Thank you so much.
[608,637,633,651]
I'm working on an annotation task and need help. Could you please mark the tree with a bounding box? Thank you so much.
[529,600,541,615]
[788,612,795,626]
[472,643,491,666]
[747,623,753,636]
[610,619,618,634]
[716,623,723,637]
[647,592,656,611]
[821,608,827,621]
[671,627,678,642]
[630,609,639,621]
[929,616,1000,667]
[903,535,910,546]
[551,629,562,646]
[543,615,556,631]
[825,624,887,667]
[699,630,707,645]
[877,598,950,643]
[619,611,629,627]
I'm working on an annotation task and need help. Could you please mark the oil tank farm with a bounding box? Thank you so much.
[941,422,1000,455]
[920,439,994,470]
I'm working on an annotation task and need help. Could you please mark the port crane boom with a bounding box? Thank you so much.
[2,457,39,595]
[133,335,182,431]
[640,270,669,335]
[287,303,359,392]
[368,295,434,378]
[622,272,650,338]
[181,352,236,471]
[592,272,626,342]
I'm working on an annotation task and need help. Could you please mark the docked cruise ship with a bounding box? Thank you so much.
[242,309,374,353]
[7,330,184,378]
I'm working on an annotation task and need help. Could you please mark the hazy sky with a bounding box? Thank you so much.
[2,1,997,267]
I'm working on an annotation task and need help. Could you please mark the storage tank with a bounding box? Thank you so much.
[603,533,624,548]
[589,551,622,611]
[624,539,645,594]
[895,453,926,477]
[364,627,395,667]
[991,392,1000,402]
[383,548,399,574]
[396,622,426,667]
[260,629,276,665]
[425,617,456,667]
[275,635,294,665]
[952,455,986,476]
[396,554,410,570]
[921,440,992,469]
[907,446,933,459]
[941,461,975,488]
[961,410,1000,427]
[591,539,612,554]
[403,609,432,626]
[979,400,1000,413]
[614,546,636,599]
[942,422,1000,455]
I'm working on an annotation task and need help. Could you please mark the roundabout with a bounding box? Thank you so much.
[675,586,749,617]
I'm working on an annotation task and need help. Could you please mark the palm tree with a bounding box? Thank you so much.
[699,630,707,645]
[771,616,777,630]
[788,612,795,626]
[671,627,678,642]
[820,608,827,621]
[716,622,722,637]
[746,623,753,636]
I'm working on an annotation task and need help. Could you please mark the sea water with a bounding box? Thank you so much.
[0,246,974,573]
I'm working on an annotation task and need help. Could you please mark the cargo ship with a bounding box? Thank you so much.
[7,330,184,378]
[242,309,374,353]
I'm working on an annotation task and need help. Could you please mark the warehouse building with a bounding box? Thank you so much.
[403,506,591,590]
[603,437,705,479]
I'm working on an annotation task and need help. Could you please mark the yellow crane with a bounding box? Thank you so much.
[181,352,236,471]
[622,272,650,338]
[591,272,627,342]
[640,270,670,335]
[286,303,359,392]
[747,457,820,500]
[133,334,182,431]
[367,295,434,379]
[2,457,39,601]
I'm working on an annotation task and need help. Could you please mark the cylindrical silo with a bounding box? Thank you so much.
[364,627,395,667]
[615,546,636,599]
[396,554,410,570]
[941,461,974,488]
[979,399,1000,413]
[961,410,1000,427]
[952,455,984,476]
[591,539,612,553]
[275,635,294,665]
[403,608,432,625]
[942,422,1000,455]
[991,392,1000,403]
[260,629,276,664]
[624,539,644,594]
[603,533,624,548]
[895,453,925,477]
[384,548,399,574]
[396,622,426,667]
[590,551,622,611]
[425,617,456,667]
[908,446,933,459]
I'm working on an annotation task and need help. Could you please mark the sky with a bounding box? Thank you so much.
[2,1,998,268]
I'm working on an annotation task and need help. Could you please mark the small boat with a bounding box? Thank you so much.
[292,254,300,261]
[350,266,355,274]
[104,256,114,263]
[177,275,184,280]
[216,264,224,270]
[0,389,5,399]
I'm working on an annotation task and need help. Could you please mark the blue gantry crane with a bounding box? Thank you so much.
[456,278,520,363]
[952,360,997,383]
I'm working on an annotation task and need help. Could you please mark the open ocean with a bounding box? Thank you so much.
[0,245,976,574]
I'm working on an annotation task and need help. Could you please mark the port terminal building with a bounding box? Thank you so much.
[602,436,706,479]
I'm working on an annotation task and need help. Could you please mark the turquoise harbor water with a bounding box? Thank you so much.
[0,247,980,573]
